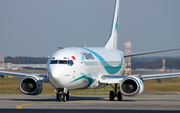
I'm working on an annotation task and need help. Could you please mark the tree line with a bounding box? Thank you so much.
[5,56,48,64]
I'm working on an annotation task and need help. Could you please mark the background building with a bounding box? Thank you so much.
[0,56,6,70]
[124,41,131,75]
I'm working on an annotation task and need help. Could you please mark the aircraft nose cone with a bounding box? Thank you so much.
[50,68,59,79]
[49,66,63,88]
[48,65,66,88]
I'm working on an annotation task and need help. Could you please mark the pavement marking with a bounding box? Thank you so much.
[16,101,57,109]
[42,101,58,103]
[16,103,35,109]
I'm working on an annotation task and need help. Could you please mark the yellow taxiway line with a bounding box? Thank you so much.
[16,103,35,109]
[16,101,58,109]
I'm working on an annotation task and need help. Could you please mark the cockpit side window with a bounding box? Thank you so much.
[50,60,74,66]
[68,60,74,66]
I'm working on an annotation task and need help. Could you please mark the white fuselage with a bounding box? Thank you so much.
[47,47,125,90]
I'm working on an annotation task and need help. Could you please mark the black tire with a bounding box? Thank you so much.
[57,93,62,102]
[109,91,115,101]
[117,91,122,101]
[63,94,66,102]
[56,93,59,100]
[66,91,70,101]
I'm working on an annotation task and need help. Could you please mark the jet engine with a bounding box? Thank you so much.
[120,76,144,96]
[19,76,43,95]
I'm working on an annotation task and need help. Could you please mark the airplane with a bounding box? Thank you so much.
[0,0,180,102]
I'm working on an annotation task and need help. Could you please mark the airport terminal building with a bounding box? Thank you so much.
[0,56,47,70]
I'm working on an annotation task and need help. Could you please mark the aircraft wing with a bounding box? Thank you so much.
[124,48,180,57]
[0,70,49,82]
[100,72,180,84]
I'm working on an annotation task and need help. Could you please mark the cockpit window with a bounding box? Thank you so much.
[59,60,67,64]
[68,60,74,66]
[50,60,74,66]
[50,60,58,64]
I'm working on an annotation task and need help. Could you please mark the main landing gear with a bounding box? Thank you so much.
[109,84,122,101]
[55,88,69,102]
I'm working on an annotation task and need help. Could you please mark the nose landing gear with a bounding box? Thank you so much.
[55,88,69,102]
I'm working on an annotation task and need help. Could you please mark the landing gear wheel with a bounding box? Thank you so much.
[109,91,115,101]
[57,93,62,102]
[66,91,70,101]
[63,94,67,102]
[56,93,59,100]
[55,88,68,102]
[109,84,123,101]
[117,91,122,101]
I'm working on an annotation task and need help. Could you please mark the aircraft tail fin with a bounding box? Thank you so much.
[105,0,120,49]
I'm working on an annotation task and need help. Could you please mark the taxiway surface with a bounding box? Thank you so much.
[0,94,180,113]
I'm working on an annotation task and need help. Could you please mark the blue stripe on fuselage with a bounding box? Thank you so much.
[69,74,93,89]
[83,48,123,74]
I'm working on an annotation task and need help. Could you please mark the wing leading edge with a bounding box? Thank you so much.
[100,72,180,84]
[0,70,49,82]
[124,48,180,58]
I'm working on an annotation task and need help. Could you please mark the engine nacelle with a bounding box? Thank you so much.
[120,76,144,96]
[19,76,43,95]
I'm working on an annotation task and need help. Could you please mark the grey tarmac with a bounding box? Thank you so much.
[0,94,180,113]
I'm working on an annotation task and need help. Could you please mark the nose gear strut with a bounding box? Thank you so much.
[55,88,69,102]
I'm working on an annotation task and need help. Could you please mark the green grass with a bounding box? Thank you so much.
[0,70,180,94]
[0,78,22,94]
[144,78,180,92]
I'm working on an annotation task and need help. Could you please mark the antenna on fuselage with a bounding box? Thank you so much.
[57,47,64,49]
[82,43,86,47]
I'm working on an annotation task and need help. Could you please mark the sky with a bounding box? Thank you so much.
[0,0,180,57]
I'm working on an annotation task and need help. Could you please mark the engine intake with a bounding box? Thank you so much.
[120,76,144,96]
[19,76,43,95]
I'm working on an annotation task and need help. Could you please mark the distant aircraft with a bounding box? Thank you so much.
[0,0,180,102]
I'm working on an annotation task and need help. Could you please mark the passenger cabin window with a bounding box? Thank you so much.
[50,60,74,66]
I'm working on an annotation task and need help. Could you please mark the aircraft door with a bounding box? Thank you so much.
[73,53,85,77]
